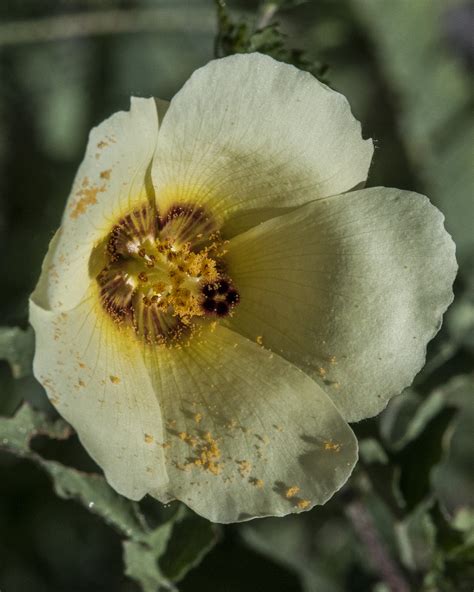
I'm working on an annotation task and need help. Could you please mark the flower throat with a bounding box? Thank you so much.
[96,203,240,346]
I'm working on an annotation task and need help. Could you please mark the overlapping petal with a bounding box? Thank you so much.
[225,187,457,422]
[152,53,373,233]
[145,325,357,523]
[42,97,161,312]
[29,294,169,500]
[28,53,457,525]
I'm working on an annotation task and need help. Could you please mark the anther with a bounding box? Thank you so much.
[202,284,217,297]
[215,301,229,316]
[226,290,240,305]
[202,299,217,312]
[217,280,229,294]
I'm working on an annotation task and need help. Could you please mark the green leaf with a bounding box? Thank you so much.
[395,500,436,572]
[0,402,71,453]
[431,376,474,523]
[350,0,474,279]
[0,404,217,591]
[240,508,359,592]
[0,404,145,538]
[359,438,388,464]
[123,523,176,592]
[380,389,446,452]
[160,511,218,582]
[45,461,146,539]
[0,326,34,378]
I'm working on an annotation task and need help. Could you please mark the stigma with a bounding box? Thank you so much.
[95,203,239,345]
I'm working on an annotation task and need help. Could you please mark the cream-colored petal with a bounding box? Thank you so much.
[29,295,168,500]
[226,187,457,423]
[152,53,373,227]
[41,97,161,312]
[146,326,357,523]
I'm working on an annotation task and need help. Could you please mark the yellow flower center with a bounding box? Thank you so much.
[96,203,239,345]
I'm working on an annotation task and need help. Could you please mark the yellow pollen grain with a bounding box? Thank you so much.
[77,379,85,388]
[285,486,300,499]
[69,180,105,219]
[316,367,327,377]
[256,335,263,346]
[297,499,311,510]
[100,169,111,179]
[250,478,264,489]
[237,460,252,477]
[194,413,203,424]
[327,355,337,364]
[144,433,154,444]
[178,431,199,448]
[109,375,121,384]
[324,440,342,452]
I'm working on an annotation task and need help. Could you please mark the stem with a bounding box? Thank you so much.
[0,8,212,47]
[345,498,411,592]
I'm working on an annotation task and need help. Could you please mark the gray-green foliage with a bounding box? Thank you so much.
[351,0,474,279]
[0,1,473,590]
[214,0,328,82]
[0,326,34,378]
[0,403,217,591]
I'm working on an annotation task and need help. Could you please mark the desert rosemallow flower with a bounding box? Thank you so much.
[29,53,456,523]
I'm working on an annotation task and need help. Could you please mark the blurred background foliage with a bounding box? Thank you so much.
[0,0,473,591]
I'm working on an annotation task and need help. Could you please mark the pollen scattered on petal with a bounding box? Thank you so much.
[100,169,111,179]
[250,478,264,489]
[144,433,154,444]
[237,460,252,477]
[285,485,300,499]
[194,413,203,424]
[69,179,105,219]
[324,440,342,452]
[256,335,263,346]
[109,375,121,384]
[297,499,311,510]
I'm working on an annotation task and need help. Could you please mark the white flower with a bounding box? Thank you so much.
[29,53,456,523]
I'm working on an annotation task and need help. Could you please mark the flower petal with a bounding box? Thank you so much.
[145,326,357,523]
[29,295,169,500]
[226,187,457,423]
[152,53,373,228]
[42,97,161,312]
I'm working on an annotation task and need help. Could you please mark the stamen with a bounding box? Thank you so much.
[95,203,240,346]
